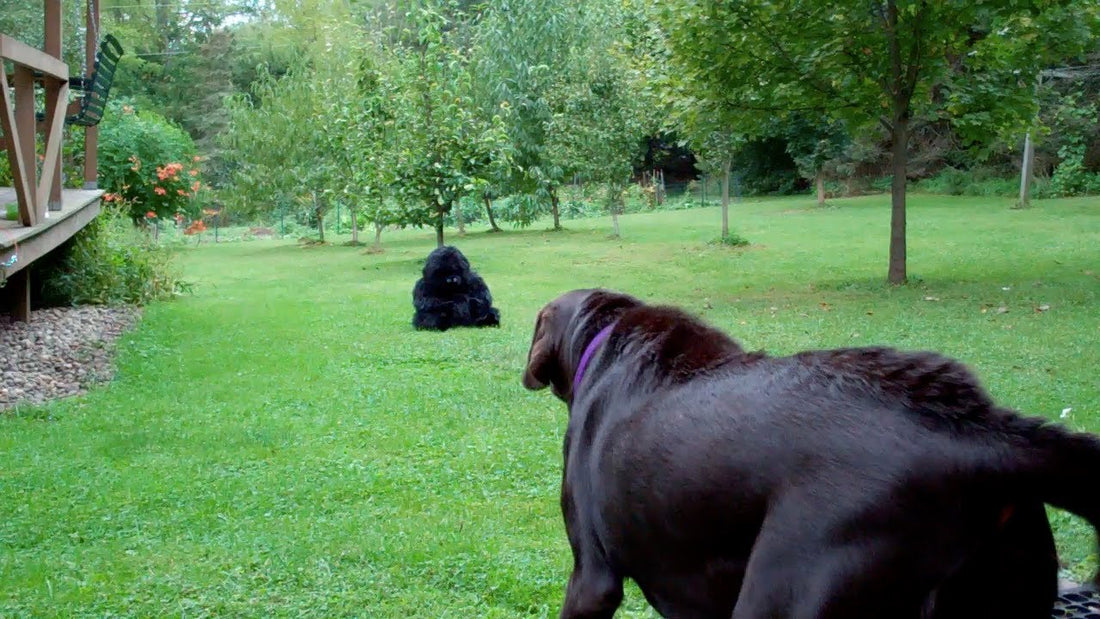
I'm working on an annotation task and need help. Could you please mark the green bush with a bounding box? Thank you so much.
[914,167,1022,198]
[441,196,485,228]
[1049,146,1100,198]
[98,100,207,221]
[495,193,546,227]
[41,205,188,306]
[710,232,751,247]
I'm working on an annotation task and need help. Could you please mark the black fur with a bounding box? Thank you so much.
[412,246,500,331]
[523,288,1099,619]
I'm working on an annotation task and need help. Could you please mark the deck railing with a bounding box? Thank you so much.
[0,31,69,227]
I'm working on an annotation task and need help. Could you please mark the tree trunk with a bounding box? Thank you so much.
[455,201,466,235]
[550,186,562,230]
[609,183,622,238]
[888,116,909,285]
[374,220,383,250]
[885,0,911,285]
[816,171,826,207]
[350,209,359,244]
[721,159,731,239]
[314,191,325,243]
[435,210,445,247]
[484,195,501,231]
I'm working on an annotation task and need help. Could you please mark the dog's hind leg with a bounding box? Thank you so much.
[731,492,932,619]
[733,535,928,619]
[924,501,1057,619]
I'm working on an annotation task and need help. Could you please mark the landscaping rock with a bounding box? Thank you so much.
[0,306,140,411]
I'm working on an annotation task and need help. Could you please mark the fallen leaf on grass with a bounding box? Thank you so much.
[924,296,940,302]
[1036,304,1051,312]
[995,306,1009,314]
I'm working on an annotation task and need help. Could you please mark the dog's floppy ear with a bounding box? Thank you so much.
[523,306,558,390]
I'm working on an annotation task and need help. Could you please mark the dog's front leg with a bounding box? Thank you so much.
[560,480,623,618]
[561,557,623,619]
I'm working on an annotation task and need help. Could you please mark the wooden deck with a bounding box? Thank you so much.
[1,186,102,320]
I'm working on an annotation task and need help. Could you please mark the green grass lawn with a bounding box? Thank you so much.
[2,193,1098,616]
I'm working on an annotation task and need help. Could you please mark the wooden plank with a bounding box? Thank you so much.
[0,65,34,225]
[0,197,101,278]
[0,65,36,226]
[45,0,64,212]
[0,34,69,79]
[0,188,103,243]
[84,0,101,188]
[38,81,69,213]
[14,66,40,224]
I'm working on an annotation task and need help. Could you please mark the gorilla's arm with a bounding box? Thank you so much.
[413,278,451,312]
[465,274,493,307]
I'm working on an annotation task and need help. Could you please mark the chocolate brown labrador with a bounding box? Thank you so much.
[522,289,1100,619]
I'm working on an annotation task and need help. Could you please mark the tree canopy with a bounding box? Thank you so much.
[11,0,1098,272]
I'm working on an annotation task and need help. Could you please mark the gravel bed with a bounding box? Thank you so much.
[0,306,141,411]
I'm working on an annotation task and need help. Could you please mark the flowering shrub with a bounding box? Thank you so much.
[98,100,207,221]
[184,219,207,236]
[39,201,188,305]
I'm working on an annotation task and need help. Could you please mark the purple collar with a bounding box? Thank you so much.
[573,323,616,393]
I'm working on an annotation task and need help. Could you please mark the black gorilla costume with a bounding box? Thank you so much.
[412,246,501,331]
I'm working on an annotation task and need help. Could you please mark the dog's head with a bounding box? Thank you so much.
[522,289,642,401]
[423,245,473,289]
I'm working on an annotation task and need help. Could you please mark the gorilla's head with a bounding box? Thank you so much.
[423,245,473,291]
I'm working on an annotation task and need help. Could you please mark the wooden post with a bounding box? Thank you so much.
[1017,74,1041,209]
[0,62,36,226]
[10,268,31,322]
[45,0,63,211]
[14,65,39,222]
[84,0,101,189]
[1017,131,1034,209]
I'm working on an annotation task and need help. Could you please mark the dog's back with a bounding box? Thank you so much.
[568,303,1100,617]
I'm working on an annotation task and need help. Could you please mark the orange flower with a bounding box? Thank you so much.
[154,186,166,195]
[145,211,156,218]
[177,189,187,196]
[189,170,199,177]
[192,155,201,163]
[184,220,207,235]
[192,181,201,192]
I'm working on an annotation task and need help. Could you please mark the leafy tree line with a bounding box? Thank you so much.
[7,0,1097,279]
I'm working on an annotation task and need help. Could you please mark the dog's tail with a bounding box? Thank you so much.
[1006,411,1100,584]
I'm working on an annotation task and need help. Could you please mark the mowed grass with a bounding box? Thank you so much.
[1,193,1098,616]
